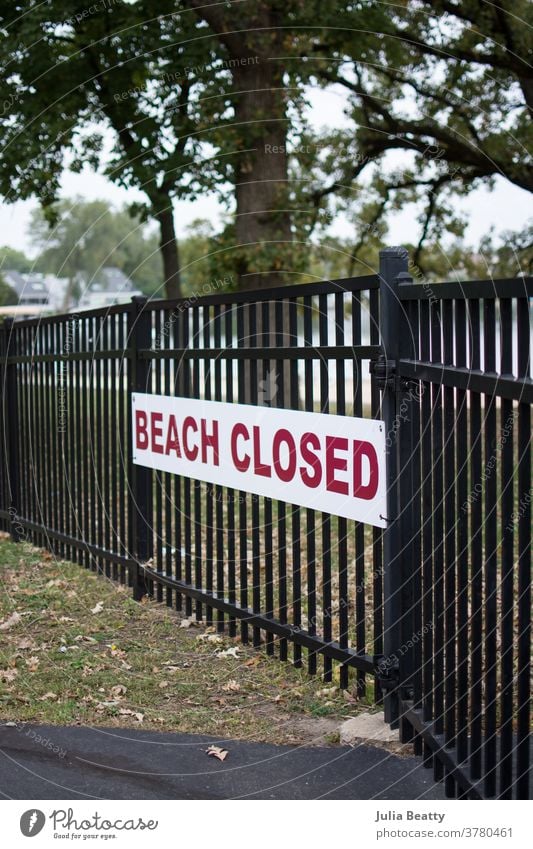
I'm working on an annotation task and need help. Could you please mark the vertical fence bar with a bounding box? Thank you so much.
[396,272,419,745]
[3,320,20,541]
[378,247,408,727]
[319,292,332,681]
[483,298,497,798]
[352,289,366,697]
[498,297,515,798]
[369,284,383,703]
[516,295,531,799]
[303,295,317,675]
[262,299,274,654]
[468,299,483,782]
[335,291,349,688]
[454,298,469,781]
[289,297,302,668]
[129,296,152,600]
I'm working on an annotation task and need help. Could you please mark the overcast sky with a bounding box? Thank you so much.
[0,86,530,257]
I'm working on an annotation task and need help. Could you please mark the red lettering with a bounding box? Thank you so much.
[201,418,219,465]
[253,426,271,477]
[300,432,322,488]
[272,428,297,482]
[135,410,148,450]
[231,423,250,472]
[165,415,182,457]
[353,440,379,500]
[151,412,164,454]
[326,436,349,494]
[183,416,198,461]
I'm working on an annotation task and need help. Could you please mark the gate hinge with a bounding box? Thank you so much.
[373,655,400,691]
[369,354,395,391]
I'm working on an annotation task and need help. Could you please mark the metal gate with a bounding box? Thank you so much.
[0,248,531,799]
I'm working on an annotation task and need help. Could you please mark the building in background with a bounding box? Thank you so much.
[77,267,141,309]
[1,270,52,307]
[1,266,141,316]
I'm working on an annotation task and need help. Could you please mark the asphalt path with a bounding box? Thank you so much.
[0,722,445,800]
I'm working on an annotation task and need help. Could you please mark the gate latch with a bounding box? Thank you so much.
[369,354,395,391]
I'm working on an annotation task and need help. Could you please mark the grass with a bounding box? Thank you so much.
[0,535,364,746]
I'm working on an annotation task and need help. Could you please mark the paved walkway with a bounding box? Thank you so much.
[0,722,445,800]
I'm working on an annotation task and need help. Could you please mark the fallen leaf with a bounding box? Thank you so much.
[216,647,240,659]
[26,657,40,672]
[38,692,58,701]
[158,681,169,689]
[91,602,104,615]
[222,680,241,692]
[244,656,261,667]
[110,685,127,697]
[16,638,34,650]
[197,634,223,644]
[0,669,18,682]
[180,619,193,629]
[0,612,21,631]
[206,745,228,762]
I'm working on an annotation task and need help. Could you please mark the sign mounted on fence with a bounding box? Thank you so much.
[132,393,387,528]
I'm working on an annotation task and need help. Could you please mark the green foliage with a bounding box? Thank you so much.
[295,0,532,261]
[0,1,530,291]
[31,198,163,295]
[0,274,18,305]
[0,246,33,273]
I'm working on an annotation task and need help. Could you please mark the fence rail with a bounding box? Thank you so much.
[0,249,531,800]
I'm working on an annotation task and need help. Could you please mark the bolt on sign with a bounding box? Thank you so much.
[132,394,388,528]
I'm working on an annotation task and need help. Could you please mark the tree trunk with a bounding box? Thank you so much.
[232,57,292,290]
[156,206,181,300]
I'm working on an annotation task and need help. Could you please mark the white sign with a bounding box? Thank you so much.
[132,393,387,528]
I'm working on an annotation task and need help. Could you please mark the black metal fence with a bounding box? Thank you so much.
[0,248,531,799]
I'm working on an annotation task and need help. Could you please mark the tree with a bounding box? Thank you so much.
[182,0,315,289]
[0,275,17,306]
[0,246,33,273]
[31,198,164,296]
[0,0,218,297]
[302,0,532,262]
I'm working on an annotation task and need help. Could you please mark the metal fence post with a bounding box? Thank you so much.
[128,296,153,600]
[3,319,21,542]
[377,247,409,727]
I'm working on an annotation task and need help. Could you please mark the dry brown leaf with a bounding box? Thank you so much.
[39,692,58,701]
[0,611,21,631]
[244,656,261,667]
[222,680,241,692]
[91,601,104,615]
[206,745,228,762]
[110,685,127,697]
[26,656,40,672]
[16,638,34,650]
[0,668,18,682]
